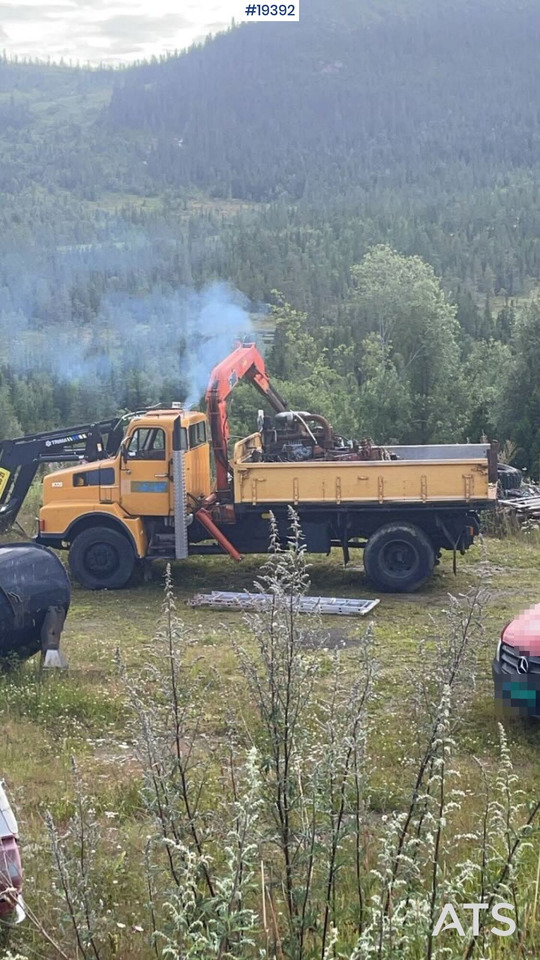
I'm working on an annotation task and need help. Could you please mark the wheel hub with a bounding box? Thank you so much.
[85,542,119,578]
[381,540,419,577]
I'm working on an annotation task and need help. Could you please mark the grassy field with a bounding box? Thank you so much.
[2,531,540,958]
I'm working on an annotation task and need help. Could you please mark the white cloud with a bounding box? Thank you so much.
[0,0,239,64]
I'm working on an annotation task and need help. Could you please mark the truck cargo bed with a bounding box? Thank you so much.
[233,436,497,507]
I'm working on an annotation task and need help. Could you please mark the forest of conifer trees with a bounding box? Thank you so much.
[1,0,540,472]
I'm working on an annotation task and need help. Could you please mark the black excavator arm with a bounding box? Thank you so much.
[0,417,127,534]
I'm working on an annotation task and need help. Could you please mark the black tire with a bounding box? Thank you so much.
[363,522,435,593]
[68,526,136,590]
[497,462,522,492]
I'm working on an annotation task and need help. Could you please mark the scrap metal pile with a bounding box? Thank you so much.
[253,410,397,463]
[498,486,540,527]
[497,463,540,527]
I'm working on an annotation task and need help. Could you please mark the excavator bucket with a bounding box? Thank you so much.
[0,543,71,666]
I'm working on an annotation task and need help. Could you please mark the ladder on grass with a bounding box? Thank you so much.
[188,591,379,616]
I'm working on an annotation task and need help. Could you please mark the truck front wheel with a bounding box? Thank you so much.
[363,522,435,593]
[69,526,136,590]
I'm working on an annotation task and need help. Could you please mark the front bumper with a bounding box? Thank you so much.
[493,658,540,718]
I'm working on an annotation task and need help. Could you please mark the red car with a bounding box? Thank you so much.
[0,782,24,924]
[493,604,540,717]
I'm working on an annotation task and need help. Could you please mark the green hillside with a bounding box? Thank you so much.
[1,1,540,465]
[106,0,540,203]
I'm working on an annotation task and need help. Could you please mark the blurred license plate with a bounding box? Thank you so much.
[503,682,537,700]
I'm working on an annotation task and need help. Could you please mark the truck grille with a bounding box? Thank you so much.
[500,642,540,675]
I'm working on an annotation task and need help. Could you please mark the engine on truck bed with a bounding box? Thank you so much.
[254,411,397,463]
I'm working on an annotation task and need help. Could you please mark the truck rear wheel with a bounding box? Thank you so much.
[69,526,136,590]
[363,522,435,593]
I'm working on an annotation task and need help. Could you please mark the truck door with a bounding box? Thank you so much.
[186,420,211,499]
[119,426,171,517]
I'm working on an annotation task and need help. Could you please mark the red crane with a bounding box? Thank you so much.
[205,342,288,497]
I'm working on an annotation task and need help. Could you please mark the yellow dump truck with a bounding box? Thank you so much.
[0,344,499,592]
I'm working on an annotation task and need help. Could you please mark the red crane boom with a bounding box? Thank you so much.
[205,342,288,496]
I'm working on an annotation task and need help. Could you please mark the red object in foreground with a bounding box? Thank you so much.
[0,837,22,916]
[0,782,24,923]
[493,603,540,718]
[501,603,540,656]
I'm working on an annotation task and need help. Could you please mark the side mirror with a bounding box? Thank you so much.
[120,439,129,464]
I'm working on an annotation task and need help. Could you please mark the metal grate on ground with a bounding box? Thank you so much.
[188,591,380,616]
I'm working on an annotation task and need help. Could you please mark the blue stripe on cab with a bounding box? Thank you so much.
[131,481,168,493]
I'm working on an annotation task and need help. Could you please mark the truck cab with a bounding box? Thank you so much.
[38,409,212,589]
[117,411,211,518]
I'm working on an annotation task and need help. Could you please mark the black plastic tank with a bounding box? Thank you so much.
[0,543,71,662]
[497,462,523,493]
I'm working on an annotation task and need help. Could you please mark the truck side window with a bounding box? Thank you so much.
[188,421,207,449]
[126,428,166,460]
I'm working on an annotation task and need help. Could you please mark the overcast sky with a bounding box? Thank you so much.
[0,0,239,65]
